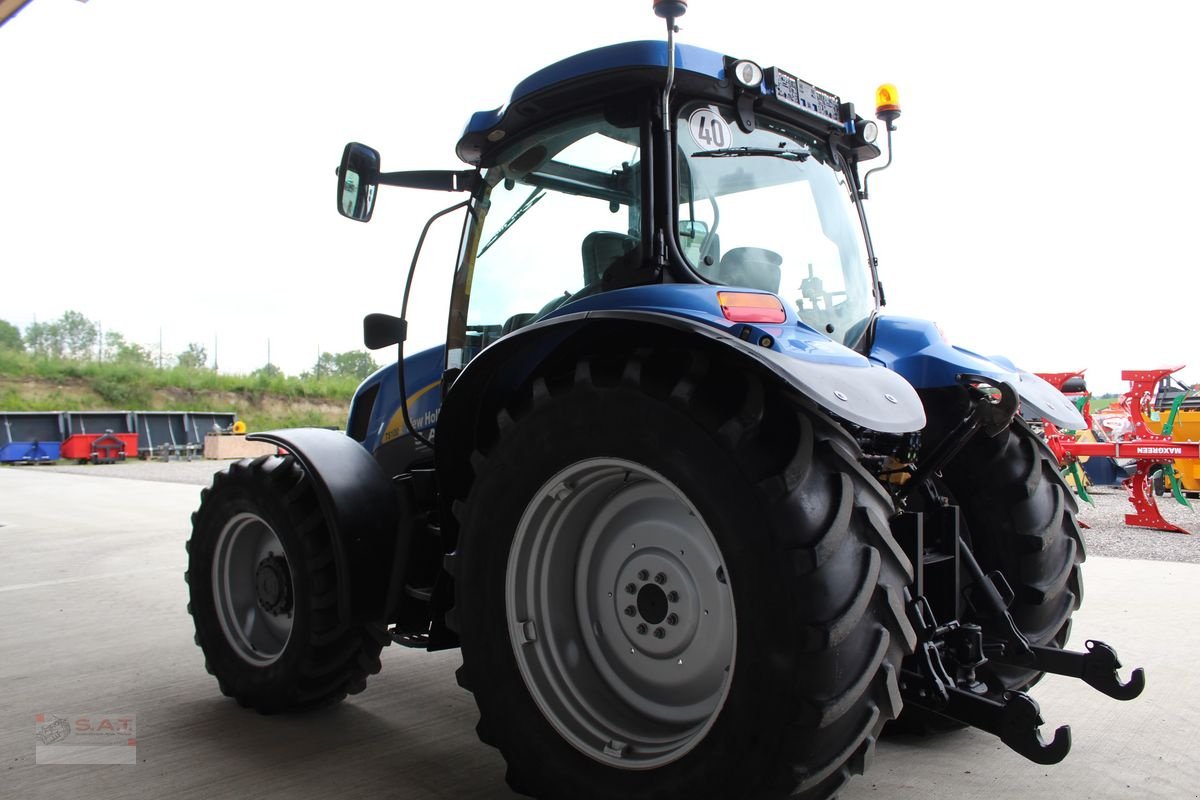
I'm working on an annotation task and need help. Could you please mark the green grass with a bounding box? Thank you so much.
[1089,394,1122,411]
[0,350,355,430]
[0,350,361,397]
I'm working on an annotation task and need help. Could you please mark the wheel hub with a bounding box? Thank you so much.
[255,553,293,615]
[506,458,736,770]
[615,550,700,657]
[636,582,667,625]
[212,512,295,666]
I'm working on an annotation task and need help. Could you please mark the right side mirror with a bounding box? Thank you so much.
[337,142,381,222]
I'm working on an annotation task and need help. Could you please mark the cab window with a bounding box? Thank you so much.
[454,115,643,363]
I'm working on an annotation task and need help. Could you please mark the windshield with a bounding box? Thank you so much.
[677,104,876,346]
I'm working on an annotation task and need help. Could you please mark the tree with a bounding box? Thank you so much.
[176,342,209,370]
[309,351,337,380]
[252,363,282,380]
[0,319,22,351]
[305,349,376,380]
[22,310,99,360]
[24,320,63,359]
[333,350,377,380]
[105,331,153,367]
[58,310,98,359]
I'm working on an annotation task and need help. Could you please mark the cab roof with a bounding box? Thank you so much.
[456,41,728,166]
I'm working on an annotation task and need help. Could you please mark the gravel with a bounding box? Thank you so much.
[1073,485,1200,564]
[8,461,1199,563]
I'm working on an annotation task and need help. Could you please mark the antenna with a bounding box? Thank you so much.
[653,1,687,131]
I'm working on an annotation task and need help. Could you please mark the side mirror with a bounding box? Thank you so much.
[678,219,709,241]
[363,313,408,350]
[337,142,380,222]
[678,219,711,265]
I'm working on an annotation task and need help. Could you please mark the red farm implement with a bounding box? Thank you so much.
[1038,367,1198,534]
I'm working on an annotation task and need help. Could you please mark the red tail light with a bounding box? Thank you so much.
[717,292,786,324]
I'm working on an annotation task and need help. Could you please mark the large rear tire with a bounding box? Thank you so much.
[186,455,387,713]
[454,351,915,800]
[940,417,1086,690]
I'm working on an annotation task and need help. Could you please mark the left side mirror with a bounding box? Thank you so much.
[337,142,380,222]
[363,312,407,350]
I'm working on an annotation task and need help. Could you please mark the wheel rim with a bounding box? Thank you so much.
[506,458,736,770]
[212,512,295,666]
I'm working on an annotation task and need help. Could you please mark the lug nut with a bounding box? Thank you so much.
[625,583,637,595]
[667,613,679,626]
[654,572,667,584]
[653,627,666,639]
[624,605,637,617]
[637,569,649,581]
[636,623,648,635]
[668,590,679,603]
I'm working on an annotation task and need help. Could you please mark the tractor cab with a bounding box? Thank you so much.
[338,39,888,372]
[452,41,886,362]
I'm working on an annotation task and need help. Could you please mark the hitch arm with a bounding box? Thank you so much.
[899,374,1019,510]
[938,686,1073,765]
[991,640,1146,701]
[905,589,1144,766]
[901,592,1071,765]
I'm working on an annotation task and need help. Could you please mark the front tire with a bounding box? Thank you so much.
[455,351,915,800]
[186,455,387,712]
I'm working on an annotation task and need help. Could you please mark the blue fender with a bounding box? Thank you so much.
[869,315,1086,429]
[434,299,929,513]
[247,428,407,625]
[538,284,926,433]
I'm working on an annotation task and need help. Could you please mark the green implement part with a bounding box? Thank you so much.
[1162,386,1198,437]
[1167,467,1192,509]
[1065,460,1094,506]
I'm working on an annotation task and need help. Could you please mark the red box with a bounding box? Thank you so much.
[61,433,138,462]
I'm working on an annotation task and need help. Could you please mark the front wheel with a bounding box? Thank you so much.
[455,351,915,800]
[186,455,387,712]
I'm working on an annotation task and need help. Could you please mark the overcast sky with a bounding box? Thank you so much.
[2,0,1195,393]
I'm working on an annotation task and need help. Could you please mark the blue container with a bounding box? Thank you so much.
[0,441,61,463]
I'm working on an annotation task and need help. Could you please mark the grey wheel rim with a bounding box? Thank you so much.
[506,458,736,769]
[212,512,295,666]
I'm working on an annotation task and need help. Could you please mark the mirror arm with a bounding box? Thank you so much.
[376,170,480,193]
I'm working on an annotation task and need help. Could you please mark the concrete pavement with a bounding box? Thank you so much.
[1,466,1197,799]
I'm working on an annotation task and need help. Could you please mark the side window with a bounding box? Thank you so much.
[460,120,642,356]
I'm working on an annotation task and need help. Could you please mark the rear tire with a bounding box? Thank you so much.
[186,455,387,713]
[454,351,915,800]
[938,415,1085,691]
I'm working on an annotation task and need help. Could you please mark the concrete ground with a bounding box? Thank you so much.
[1,465,1197,800]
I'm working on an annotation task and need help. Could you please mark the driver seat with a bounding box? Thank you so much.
[582,231,638,285]
[717,247,783,293]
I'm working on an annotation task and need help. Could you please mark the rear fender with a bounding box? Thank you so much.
[869,315,1085,430]
[248,428,408,626]
[435,311,925,524]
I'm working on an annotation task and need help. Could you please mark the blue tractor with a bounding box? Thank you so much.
[186,4,1144,798]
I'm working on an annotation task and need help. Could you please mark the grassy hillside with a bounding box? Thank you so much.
[0,350,360,430]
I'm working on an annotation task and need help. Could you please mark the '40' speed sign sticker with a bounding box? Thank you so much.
[688,107,731,151]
